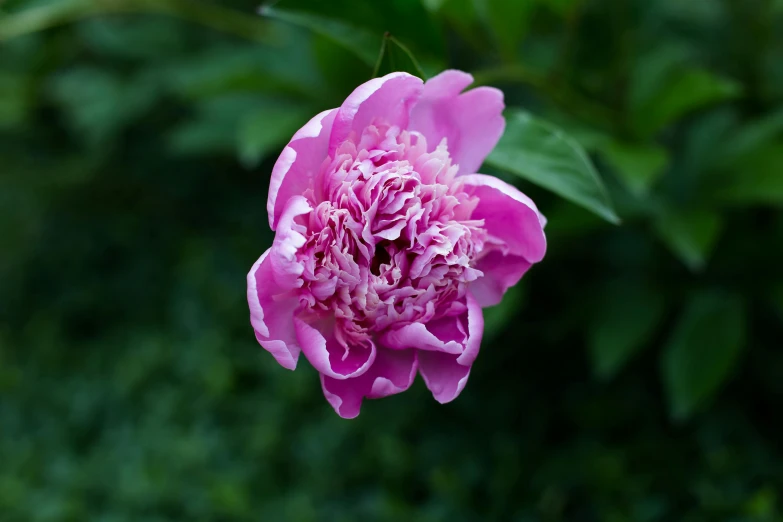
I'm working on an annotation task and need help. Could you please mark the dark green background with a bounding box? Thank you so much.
[1,0,782,520]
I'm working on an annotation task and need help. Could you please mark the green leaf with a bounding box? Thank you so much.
[486,110,620,224]
[164,43,322,102]
[48,67,158,147]
[0,73,31,129]
[167,95,264,157]
[475,0,536,59]
[589,281,666,379]
[600,141,669,196]
[633,68,742,138]
[718,107,783,166]
[662,291,746,420]
[654,209,722,271]
[714,143,783,206]
[629,44,694,113]
[237,105,313,168]
[421,0,449,11]
[259,5,381,67]
[0,0,275,44]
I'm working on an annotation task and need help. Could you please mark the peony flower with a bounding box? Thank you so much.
[247,70,546,418]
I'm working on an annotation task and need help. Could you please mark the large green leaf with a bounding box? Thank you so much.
[486,110,619,223]
[661,291,746,420]
[654,209,722,271]
[589,281,666,380]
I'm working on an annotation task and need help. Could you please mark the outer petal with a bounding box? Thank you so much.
[462,173,547,307]
[329,72,423,156]
[269,195,311,290]
[247,249,301,370]
[409,70,505,175]
[267,108,337,230]
[418,291,484,404]
[321,348,418,419]
[294,317,376,380]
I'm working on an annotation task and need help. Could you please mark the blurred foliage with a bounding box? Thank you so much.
[1,0,783,520]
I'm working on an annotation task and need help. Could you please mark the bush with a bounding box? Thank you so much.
[1,0,782,520]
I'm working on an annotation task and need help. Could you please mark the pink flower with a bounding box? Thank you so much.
[247,70,546,418]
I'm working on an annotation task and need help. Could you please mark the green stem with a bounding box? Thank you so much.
[387,34,428,80]
[371,33,388,79]
[0,0,274,44]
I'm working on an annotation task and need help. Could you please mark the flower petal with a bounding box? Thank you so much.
[418,292,484,403]
[462,173,547,307]
[268,108,337,230]
[269,195,312,290]
[321,348,418,419]
[379,319,464,354]
[469,251,533,308]
[329,72,423,156]
[410,70,505,175]
[247,249,301,370]
[294,317,376,380]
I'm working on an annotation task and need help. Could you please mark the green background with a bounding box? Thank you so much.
[1,0,782,520]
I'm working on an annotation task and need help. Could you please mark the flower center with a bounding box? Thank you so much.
[294,123,486,339]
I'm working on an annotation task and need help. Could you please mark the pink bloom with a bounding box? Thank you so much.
[247,70,546,418]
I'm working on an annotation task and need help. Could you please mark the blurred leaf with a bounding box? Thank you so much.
[0,73,31,128]
[0,0,275,43]
[168,95,267,157]
[629,44,694,113]
[542,110,612,152]
[473,0,536,59]
[662,291,745,420]
[718,107,783,166]
[270,0,445,66]
[589,281,666,379]
[48,67,158,146]
[421,0,449,11]
[654,209,722,271]
[164,42,322,102]
[771,284,783,322]
[540,0,578,14]
[633,68,742,138]
[259,5,381,67]
[714,143,783,206]
[237,105,313,168]
[486,110,620,224]
[601,141,669,196]
[679,107,738,179]
[76,16,188,61]
[431,0,484,49]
